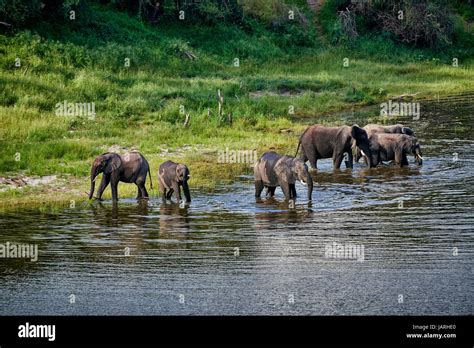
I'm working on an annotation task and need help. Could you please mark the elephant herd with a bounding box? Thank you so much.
[254,123,422,202]
[88,123,422,205]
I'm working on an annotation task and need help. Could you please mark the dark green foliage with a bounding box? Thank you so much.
[0,0,43,27]
[319,0,474,52]
[0,0,87,28]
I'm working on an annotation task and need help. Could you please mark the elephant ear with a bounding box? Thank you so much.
[291,158,303,181]
[274,160,291,183]
[104,154,122,174]
[351,125,367,142]
[176,164,190,181]
[402,127,414,136]
[411,138,420,152]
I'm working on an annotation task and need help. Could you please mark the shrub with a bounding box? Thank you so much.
[0,0,86,28]
[350,0,456,49]
[0,0,43,27]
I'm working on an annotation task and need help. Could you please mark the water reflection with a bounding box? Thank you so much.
[159,203,191,235]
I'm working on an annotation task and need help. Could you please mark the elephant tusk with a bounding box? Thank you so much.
[361,150,367,157]
[300,180,307,186]
[91,176,98,183]
[417,155,424,160]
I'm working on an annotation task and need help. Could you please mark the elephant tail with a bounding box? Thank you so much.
[294,140,301,158]
[148,166,153,190]
[295,127,310,158]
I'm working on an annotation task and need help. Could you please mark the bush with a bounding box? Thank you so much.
[0,0,43,27]
[166,38,197,60]
[349,0,456,49]
[0,0,86,28]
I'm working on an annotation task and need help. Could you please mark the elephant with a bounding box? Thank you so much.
[158,160,191,204]
[367,133,423,167]
[295,125,372,169]
[89,152,152,202]
[355,123,415,162]
[254,151,313,202]
[364,123,414,136]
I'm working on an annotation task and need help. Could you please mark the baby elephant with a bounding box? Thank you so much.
[158,161,191,204]
[254,151,313,202]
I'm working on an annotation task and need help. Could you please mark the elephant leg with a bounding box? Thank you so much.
[166,189,174,200]
[395,150,403,167]
[373,153,380,167]
[333,152,344,169]
[401,154,409,167]
[300,152,308,163]
[278,179,291,201]
[172,182,182,202]
[344,151,353,169]
[160,187,167,203]
[97,174,110,200]
[111,179,119,202]
[135,177,147,199]
[140,183,149,199]
[290,184,297,199]
[255,180,264,198]
[136,186,142,199]
[268,186,276,197]
[303,145,318,170]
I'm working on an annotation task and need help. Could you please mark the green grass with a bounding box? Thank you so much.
[1,2,473,209]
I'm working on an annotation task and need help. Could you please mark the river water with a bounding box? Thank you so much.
[1,95,473,315]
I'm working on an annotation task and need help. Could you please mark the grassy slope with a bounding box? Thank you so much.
[0,3,473,209]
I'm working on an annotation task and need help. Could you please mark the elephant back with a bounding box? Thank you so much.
[120,152,147,182]
[256,151,282,186]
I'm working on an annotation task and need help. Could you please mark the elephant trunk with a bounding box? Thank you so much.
[365,152,374,168]
[183,180,191,203]
[359,144,374,168]
[354,147,362,163]
[89,165,98,200]
[306,174,313,201]
[415,149,423,165]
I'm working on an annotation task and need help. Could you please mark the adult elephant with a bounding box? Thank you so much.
[367,133,423,167]
[295,125,372,169]
[364,123,414,136]
[88,152,152,202]
[254,151,313,202]
[158,160,191,204]
[355,123,415,162]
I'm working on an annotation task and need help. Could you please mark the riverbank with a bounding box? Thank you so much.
[1,2,473,210]
[2,88,474,212]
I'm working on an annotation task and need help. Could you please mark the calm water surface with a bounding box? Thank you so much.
[1,95,473,315]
